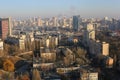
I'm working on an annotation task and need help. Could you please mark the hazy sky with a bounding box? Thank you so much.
[0,0,120,18]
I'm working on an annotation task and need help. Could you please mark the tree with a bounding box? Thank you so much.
[3,43,21,55]
[64,57,69,66]
[3,59,14,72]
[0,58,3,68]
[21,74,30,80]
[32,69,41,80]
[16,74,30,80]
[76,48,86,56]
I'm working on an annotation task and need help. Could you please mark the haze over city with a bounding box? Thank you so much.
[0,0,120,80]
[0,0,120,19]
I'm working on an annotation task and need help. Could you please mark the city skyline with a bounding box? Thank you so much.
[0,0,120,19]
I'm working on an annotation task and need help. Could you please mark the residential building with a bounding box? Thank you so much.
[0,18,9,39]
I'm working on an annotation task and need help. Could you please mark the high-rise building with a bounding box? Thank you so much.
[68,17,73,29]
[73,15,80,31]
[0,18,9,39]
[45,20,49,26]
[19,39,25,50]
[52,17,57,27]
[102,42,109,56]
[8,17,12,36]
[37,17,43,27]
[62,17,67,28]
[84,23,95,46]
[86,23,95,40]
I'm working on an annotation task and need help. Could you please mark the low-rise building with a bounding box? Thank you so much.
[80,66,98,80]
[41,48,56,62]
[33,63,54,71]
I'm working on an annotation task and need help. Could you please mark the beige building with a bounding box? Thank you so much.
[62,17,67,27]
[106,57,114,68]
[41,52,56,62]
[81,72,98,80]
[52,17,57,27]
[56,67,80,74]
[37,17,43,26]
[80,67,98,80]
[68,17,73,29]
[40,48,56,62]
[46,38,50,48]
[33,63,54,70]
[0,40,3,50]
[8,17,12,36]
[46,36,58,48]
[102,42,109,56]
[19,39,25,50]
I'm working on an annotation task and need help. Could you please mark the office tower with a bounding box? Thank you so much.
[73,15,80,31]
[0,18,9,39]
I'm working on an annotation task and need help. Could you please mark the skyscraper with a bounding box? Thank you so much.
[0,18,9,40]
[73,15,80,31]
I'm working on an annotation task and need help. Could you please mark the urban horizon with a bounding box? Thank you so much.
[1,16,120,21]
[0,0,120,19]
